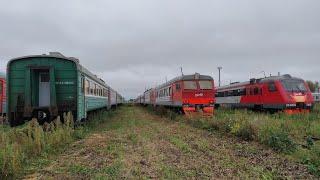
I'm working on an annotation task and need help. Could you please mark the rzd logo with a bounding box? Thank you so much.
[195,93,203,97]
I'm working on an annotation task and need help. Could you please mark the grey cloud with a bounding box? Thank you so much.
[0,0,319,98]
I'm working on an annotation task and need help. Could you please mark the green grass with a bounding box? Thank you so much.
[148,104,320,176]
[169,136,191,154]
[0,110,115,179]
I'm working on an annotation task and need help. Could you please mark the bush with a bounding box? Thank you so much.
[308,144,320,176]
[234,122,256,141]
[0,112,75,179]
[259,127,296,153]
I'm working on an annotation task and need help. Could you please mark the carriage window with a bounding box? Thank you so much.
[169,87,172,95]
[81,78,85,93]
[268,82,277,92]
[176,83,181,90]
[0,83,2,94]
[199,81,212,89]
[254,87,259,95]
[239,89,246,96]
[250,88,254,95]
[233,90,238,96]
[218,92,224,97]
[40,73,50,82]
[85,80,90,94]
[104,89,108,97]
[90,82,94,95]
[184,81,197,90]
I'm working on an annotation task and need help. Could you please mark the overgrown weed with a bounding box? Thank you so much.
[0,109,114,179]
[143,104,320,176]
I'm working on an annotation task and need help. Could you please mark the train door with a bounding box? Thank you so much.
[81,76,86,119]
[108,87,111,109]
[256,86,263,106]
[39,71,50,107]
[169,85,173,103]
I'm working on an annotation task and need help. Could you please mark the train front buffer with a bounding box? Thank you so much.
[283,93,313,114]
[182,97,215,117]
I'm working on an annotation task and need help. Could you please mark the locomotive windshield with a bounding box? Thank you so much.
[199,80,213,89]
[281,79,307,92]
[184,81,197,90]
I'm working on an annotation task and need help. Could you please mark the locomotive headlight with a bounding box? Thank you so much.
[286,104,296,107]
[306,103,312,107]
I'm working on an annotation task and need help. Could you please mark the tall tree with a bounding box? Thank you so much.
[306,81,316,92]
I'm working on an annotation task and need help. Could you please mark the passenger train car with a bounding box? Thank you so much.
[7,52,124,126]
[0,72,6,115]
[136,73,215,115]
[216,74,314,114]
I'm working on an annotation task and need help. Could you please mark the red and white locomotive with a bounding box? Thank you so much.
[137,73,215,115]
[216,74,314,114]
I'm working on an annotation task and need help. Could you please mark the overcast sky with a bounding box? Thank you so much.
[0,0,319,99]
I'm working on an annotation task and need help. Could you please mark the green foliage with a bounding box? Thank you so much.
[259,126,296,153]
[101,161,123,178]
[306,80,319,92]
[147,105,320,176]
[169,136,191,153]
[308,144,320,176]
[69,164,94,175]
[0,113,74,179]
[229,112,257,141]
[0,110,113,179]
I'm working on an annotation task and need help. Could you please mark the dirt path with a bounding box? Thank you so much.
[25,106,313,179]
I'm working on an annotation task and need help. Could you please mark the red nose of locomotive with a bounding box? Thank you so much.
[182,91,215,116]
[284,92,314,114]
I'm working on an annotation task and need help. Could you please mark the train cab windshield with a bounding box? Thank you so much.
[183,80,213,90]
[281,79,307,92]
[199,80,213,90]
[184,81,197,90]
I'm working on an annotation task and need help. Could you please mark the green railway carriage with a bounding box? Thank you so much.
[7,52,123,126]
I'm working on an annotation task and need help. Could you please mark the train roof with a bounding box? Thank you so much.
[155,73,213,89]
[8,52,108,87]
[217,74,304,91]
[259,74,303,82]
